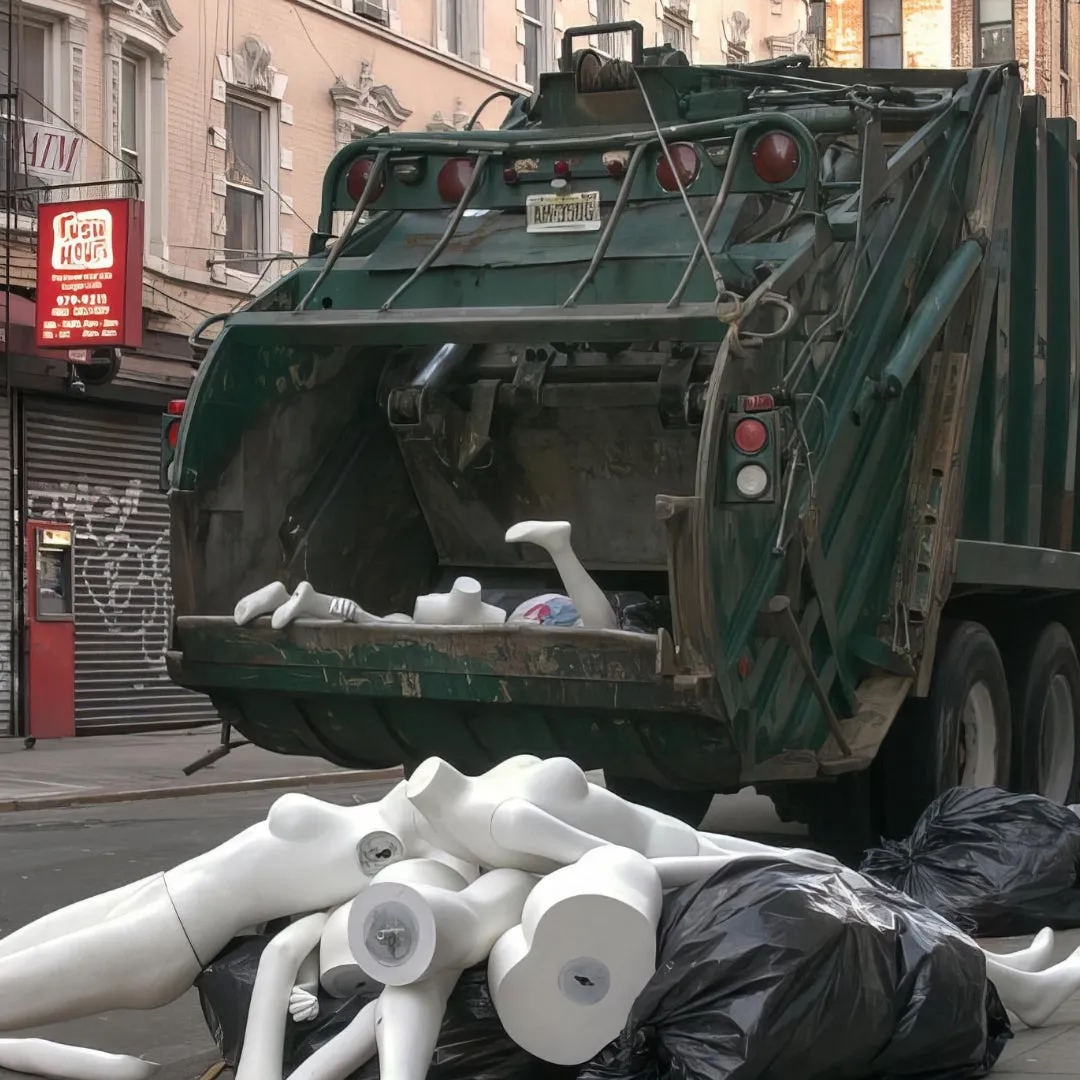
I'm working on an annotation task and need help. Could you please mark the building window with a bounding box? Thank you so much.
[523,0,545,85]
[597,0,622,57]
[975,0,1014,63]
[865,0,902,66]
[0,20,48,121]
[119,55,141,182]
[446,0,461,55]
[443,0,481,64]
[662,16,690,55]
[1061,0,1069,71]
[225,96,267,275]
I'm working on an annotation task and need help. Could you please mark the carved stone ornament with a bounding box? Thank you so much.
[329,59,411,144]
[232,35,275,95]
[100,0,182,45]
[725,10,750,49]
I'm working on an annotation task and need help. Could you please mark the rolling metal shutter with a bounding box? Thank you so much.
[22,397,218,730]
[0,389,13,736]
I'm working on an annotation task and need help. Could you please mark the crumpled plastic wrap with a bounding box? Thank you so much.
[860,786,1080,937]
[578,857,1011,1080]
[195,935,565,1080]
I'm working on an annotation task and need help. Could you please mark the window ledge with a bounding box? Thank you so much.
[291,0,527,93]
[145,253,265,297]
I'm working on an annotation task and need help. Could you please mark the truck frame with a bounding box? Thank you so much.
[163,32,1080,854]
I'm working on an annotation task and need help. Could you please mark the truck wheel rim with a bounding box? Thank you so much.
[1039,674,1075,803]
[959,681,998,787]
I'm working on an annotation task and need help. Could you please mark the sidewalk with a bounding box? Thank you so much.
[0,729,401,811]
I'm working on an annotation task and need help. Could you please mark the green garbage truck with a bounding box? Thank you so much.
[161,25,1080,854]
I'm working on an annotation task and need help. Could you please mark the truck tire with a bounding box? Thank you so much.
[879,619,1011,838]
[1006,621,1080,804]
[604,776,713,826]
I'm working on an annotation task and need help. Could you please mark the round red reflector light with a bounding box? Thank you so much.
[751,132,800,184]
[503,167,519,184]
[346,158,385,203]
[606,158,626,178]
[733,417,768,454]
[167,421,180,449]
[438,158,474,203]
[656,143,700,192]
[554,159,572,179]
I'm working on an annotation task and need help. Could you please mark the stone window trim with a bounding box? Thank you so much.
[213,40,285,289]
[329,59,411,151]
[102,1,179,262]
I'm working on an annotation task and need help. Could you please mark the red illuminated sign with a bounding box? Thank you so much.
[35,198,144,350]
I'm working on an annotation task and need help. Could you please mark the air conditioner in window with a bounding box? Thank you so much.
[353,0,389,24]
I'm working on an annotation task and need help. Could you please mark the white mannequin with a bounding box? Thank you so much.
[984,943,1080,1027]
[376,970,461,1080]
[0,790,427,1029]
[488,846,662,1065]
[504,522,617,630]
[986,928,1056,973]
[413,577,507,626]
[287,1000,378,1080]
[271,582,384,629]
[404,755,843,875]
[235,913,329,1080]
[0,1040,158,1080]
[348,866,536,986]
[235,582,290,625]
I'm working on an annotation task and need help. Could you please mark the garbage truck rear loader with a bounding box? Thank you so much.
[163,34,1080,854]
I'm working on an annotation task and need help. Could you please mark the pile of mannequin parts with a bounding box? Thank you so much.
[233,521,628,632]
[1,755,1080,1080]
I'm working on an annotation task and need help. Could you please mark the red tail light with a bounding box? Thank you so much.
[656,143,700,192]
[166,398,186,416]
[167,421,180,449]
[751,132,800,184]
[554,159,572,179]
[346,158,385,203]
[438,158,475,203]
[733,417,768,454]
[503,167,520,184]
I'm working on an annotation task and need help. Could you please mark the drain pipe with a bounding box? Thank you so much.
[1028,0,1036,93]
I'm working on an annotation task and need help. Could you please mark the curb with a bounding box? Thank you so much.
[0,766,404,814]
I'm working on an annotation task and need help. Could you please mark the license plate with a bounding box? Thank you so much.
[526,191,602,233]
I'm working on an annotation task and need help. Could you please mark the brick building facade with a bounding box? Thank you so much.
[824,0,1078,118]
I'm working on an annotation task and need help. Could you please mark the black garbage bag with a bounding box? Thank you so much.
[578,857,1011,1080]
[860,786,1080,937]
[196,932,564,1080]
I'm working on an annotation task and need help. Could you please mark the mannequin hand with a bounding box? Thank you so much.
[289,986,319,1023]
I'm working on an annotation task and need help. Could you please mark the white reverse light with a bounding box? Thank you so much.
[735,463,769,499]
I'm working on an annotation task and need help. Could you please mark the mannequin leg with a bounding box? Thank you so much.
[234,582,290,625]
[0,1039,158,1080]
[287,1000,377,1080]
[489,798,608,869]
[375,970,461,1080]
[0,877,155,959]
[0,878,201,1030]
[981,928,1056,974]
[235,913,329,1080]
[984,943,1080,1028]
